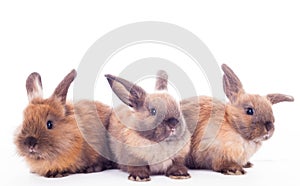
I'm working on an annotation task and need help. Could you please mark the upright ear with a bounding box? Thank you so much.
[105,74,146,109]
[267,93,294,104]
[221,64,245,103]
[26,72,43,102]
[155,70,168,91]
[51,69,77,104]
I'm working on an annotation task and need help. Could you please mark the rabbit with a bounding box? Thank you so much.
[182,64,294,175]
[105,70,191,182]
[14,69,115,177]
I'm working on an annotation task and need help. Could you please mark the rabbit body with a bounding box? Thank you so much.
[106,72,191,181]
[14,70,114,177]
[182,96,261,174]
[182,64,294,175]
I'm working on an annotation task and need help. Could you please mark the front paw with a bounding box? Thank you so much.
[128,168,151,182]
[128,174,151,182]
[166,165,191,179]
[45,170,70,178]
[243,162,253,168]
[219,164,246,175]
[84,165,104,173]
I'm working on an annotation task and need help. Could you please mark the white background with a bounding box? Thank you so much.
[0,0,299,185]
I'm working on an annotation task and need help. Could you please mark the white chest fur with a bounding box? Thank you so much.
[150,159,173,174]
[223,133,262,165]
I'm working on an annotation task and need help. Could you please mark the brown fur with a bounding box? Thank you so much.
[106,73,191,181]
[14,70,115,177]
[183,64,294,175]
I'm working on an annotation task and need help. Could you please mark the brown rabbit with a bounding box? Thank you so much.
[182,64,294,175]
[106,70,191,182]
[14,69,114,177]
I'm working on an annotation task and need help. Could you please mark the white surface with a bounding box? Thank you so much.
[1,0,299,185]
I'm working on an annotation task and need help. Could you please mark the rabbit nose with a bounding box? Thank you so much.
[265,121,273,131]
[24,136,37,147]
[166,117,179,128]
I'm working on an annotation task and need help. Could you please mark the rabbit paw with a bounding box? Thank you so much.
[128,174,151,182]
[128,167,151,182]
[218,163,246,175]
[45,170,70,178]
[166,165,191,179]
[243,162,253,168]
[85,165,104,173]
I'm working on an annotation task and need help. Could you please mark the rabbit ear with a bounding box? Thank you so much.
[267,93,294,104]
[26,72,43,102]
[105,74,146,109]
[51,69,77,104]
[155,70,168,91]
[222,64,245,103]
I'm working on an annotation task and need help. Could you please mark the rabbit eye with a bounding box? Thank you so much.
[246,107,254,115]
[150,108,157,116]
[46,120,53,129]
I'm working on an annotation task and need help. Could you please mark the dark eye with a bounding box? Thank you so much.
[246,107,254,115]
[150,108,157,116]
[46,120,53,129]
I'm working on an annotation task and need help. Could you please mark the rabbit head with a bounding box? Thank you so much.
[105,71,186,143]
[15,70,78,161]
[222,64,294,142]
